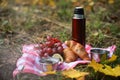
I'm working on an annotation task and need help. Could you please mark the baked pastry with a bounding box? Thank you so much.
[63,47,78,63]
[65,40,90,60]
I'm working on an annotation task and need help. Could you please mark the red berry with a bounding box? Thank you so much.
[39,44,45,49]
[45,41,52,47]
[46,48,53,54]
[57,46,63,53]
[54,42,62,47]
[52,48,57,53]
[39,52,44,57]
[44,53,49,57]
[46,36,52,41]
[43,47,47,53]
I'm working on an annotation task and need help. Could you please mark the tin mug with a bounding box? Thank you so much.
[39,57,59,72]
[90,48,110,62]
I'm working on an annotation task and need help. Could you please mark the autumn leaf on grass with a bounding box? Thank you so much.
[108,54,117,62]
[99,65,120,77]
[49,0,56,8]
[99,65,114,76]
[88,60,120,77]
[108,0,114,4]
[77,76,85,80]
[0,0,8,7]
[103,54,117,64]
[32,0,39,5]
[113,65,120,77]
[88,60,103,72]
[44,71,56,75]
[62,69,89,79]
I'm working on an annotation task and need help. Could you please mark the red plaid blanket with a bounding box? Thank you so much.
[13,44,116,77]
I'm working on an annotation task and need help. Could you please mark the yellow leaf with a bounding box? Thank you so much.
[62,69,89,79]
[89,1,94,6]
[77,76,85,80]
[108,0,114,4]
[99,65,114,76]
[104,54,117,63]
[112,65,120,77]
[88,60,120,77]
[0,0,7,7]
[32,0,39,5]
[108,54,117,62]
[49,0,56,8]
[38,0,43,5]
[44,71,56,75]
[85,6,92,12]
[88,60,103,72]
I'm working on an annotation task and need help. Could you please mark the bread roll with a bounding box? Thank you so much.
[63,47,78,63]
[65,40,90,60]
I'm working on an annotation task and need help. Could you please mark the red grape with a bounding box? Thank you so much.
[45,41,53,47]
[57,46,63,53]
[38,49,43,54]
[46,36,52,41]
[39,44,45,49]
[52,38,60,43]
[44,53,49,57]
[39,51,44,57]
[46,48,53,54]
[54,42,62,47]
[43,47,47,53]
[52,48,57,53]
[38,36,64,57]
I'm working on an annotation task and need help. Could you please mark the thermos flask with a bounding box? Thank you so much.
[72,7,86,46]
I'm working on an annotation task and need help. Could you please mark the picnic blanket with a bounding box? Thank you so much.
[13,44,116,77]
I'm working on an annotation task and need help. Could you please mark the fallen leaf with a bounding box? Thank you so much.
[88,60,120,77]
[44,71,56,75]
[108,0,114,4]
[77,76,85,80]
[103,54,117,63]
[88,60,103,72]
[108,54,117,62]
[62,69,89,79]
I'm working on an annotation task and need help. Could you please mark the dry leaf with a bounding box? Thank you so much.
[88,60,103,72]
[108,0,114,4]
[62,69,89,79]
[77,76,85,80]
[44,71,56,75]
[32,0,39,5]
[99,65,114,76]
[0,0,8,7]
[88,60,120,77]
[38,0,43,5]
[108,54,117,62]
[49,0,56,8]
[104,54,117,63]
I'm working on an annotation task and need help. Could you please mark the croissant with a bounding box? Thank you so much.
[65,40,90,60]
[63,47,78,63]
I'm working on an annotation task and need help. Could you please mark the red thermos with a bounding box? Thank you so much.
[72,7,86,46]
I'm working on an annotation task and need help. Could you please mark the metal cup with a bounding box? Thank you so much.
[39,57,59,72]
[90,48,110,62]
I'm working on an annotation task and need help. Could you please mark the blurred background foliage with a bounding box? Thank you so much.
[0,0,120,42]
[0,0,120,49]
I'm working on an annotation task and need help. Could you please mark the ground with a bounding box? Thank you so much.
[0,6,71,80]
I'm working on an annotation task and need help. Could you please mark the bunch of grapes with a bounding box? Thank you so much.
[38,36,63,57]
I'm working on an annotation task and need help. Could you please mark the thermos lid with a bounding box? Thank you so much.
[74,7,84,15]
